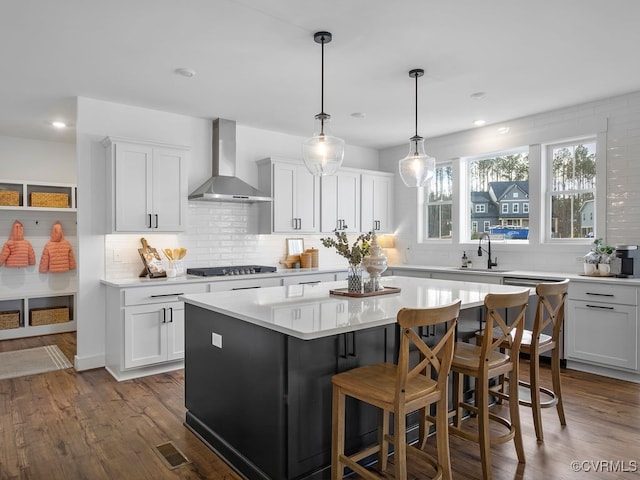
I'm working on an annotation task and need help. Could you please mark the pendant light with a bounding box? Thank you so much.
[302,31,345,176]
[399,68,436,187]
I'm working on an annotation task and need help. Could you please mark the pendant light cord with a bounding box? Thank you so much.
[320,34,326,135]
[414,72,418,138]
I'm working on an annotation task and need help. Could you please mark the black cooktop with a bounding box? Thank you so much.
[187,265,277,277]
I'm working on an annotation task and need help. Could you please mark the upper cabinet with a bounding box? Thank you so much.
[361,172,394,233]
[258,158,320,234]
[320,169,361,233]
[103,137,188,233]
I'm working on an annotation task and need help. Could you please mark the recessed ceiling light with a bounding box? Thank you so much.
[175,68,196,78]
[473,119,486,126]
[51,121,67,129]
[470,92,486,99]
[497,126,510,135]
[350,112,367,119]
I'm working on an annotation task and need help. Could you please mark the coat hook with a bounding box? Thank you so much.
[35,220,39,225]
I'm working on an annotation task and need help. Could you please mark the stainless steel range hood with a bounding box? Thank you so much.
[188,118,272,203]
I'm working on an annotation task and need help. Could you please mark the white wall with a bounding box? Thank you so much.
[0,135,76,183]
[77,96,380,370]
[380,91,640,272]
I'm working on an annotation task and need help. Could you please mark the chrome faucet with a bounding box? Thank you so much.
[477,233,498,269]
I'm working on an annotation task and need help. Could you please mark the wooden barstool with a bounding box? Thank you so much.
[331,300,461,480]
[490,280,569,442]
[448,290,529,480]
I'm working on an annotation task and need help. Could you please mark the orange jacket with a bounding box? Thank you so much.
[0,220,36,268]
[39,222,76,273]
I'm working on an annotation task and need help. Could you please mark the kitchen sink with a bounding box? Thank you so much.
[457,267,512,273]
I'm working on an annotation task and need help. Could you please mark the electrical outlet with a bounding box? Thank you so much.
[211,332,222,348]
[113,249,122,263]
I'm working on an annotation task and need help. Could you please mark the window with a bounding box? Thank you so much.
[425,164,453,239]
[513,203,519,213]
[483,221,490,232]
[475,204,486,213]
[546,140,596,240]
[472,221,478,233]
[523,203,529,213]
[467,149,529,241]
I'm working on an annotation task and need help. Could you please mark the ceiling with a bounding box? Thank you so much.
[2,0,640,149]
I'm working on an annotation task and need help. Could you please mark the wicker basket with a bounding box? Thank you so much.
[30,307,70,326]
[0,190,20,206]
[0,311,20,330]
[30,192,69,208]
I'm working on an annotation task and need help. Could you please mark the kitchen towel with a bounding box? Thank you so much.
[0,220,35,268]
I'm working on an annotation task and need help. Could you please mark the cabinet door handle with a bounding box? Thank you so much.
[161,307,167,323]
[231,286,261,290]
[147,214,152,228]
[339,333,348,359]
[150,293,184,298]
[586,304,615,310]
[349,332,357,357]
[168,307,173,322]
[586,292,614,297]
[154,214,159,228]
[298,281,321,285]
[298,218,302,230]
[292,218,297,229]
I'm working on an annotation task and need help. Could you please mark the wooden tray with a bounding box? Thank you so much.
[329,286,401,298]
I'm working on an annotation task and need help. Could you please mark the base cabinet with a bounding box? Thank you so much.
[566,283,639,372]
[105,282,207,381]
[123,302,185,368]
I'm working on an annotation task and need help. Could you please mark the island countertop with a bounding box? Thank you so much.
[180,275,531,340]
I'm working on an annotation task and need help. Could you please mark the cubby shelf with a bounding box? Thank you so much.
[0,180,77,211]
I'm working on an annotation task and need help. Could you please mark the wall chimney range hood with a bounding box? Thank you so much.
[188,118,272,203]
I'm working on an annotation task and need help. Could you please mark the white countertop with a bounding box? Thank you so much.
[180,276,532,340]
[100,267,342,288]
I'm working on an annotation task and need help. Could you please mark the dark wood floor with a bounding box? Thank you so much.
[1,333,639,479]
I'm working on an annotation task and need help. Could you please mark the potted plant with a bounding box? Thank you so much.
[321,228,372,292]
[586,238,615,275]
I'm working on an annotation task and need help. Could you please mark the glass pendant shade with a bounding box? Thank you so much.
[303,114,344,176]
[399,136,435,187]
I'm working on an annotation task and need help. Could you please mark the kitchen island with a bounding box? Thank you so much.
[181,276,530,480]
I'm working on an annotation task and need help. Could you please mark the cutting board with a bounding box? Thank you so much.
[138,238,167,278]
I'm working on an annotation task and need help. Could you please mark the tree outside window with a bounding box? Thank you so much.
[425,164,453,239]
[547,141,596,239]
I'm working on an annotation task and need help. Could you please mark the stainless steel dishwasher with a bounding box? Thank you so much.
[502,276,567,365]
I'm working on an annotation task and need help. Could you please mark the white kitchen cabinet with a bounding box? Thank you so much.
[566,282,638,371]
[320,169,361,233]
[123,301,184,368]
[257,158,320,233]
[103,137,188,233]
[105,282,207,381]
[361,172,394,233]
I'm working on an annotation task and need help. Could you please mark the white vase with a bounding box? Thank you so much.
[583,263,597,275]
[598,263,610,276]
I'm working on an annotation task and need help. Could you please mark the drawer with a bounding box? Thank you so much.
[282,273,336,286]
[123,282,208,306]
[569,282,637,305]
[209,277,282,292]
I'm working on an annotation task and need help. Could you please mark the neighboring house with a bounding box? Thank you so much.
[470,191,499,234]
[580,199,594,237]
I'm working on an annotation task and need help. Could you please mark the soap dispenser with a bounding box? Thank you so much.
[461,251,468,268]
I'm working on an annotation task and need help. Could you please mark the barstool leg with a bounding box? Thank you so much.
[552,347,567,426]
[331,385,345,480]
[452,372,463,428]
[509,367,526,464]
[529,348,544,442]
[379,409,390,472]
[477,373,493,480]
[436,397,453,480]
[394,408,407,480]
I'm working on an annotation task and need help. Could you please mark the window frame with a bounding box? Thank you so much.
[422,162,454,242]
[543,137,598,243]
